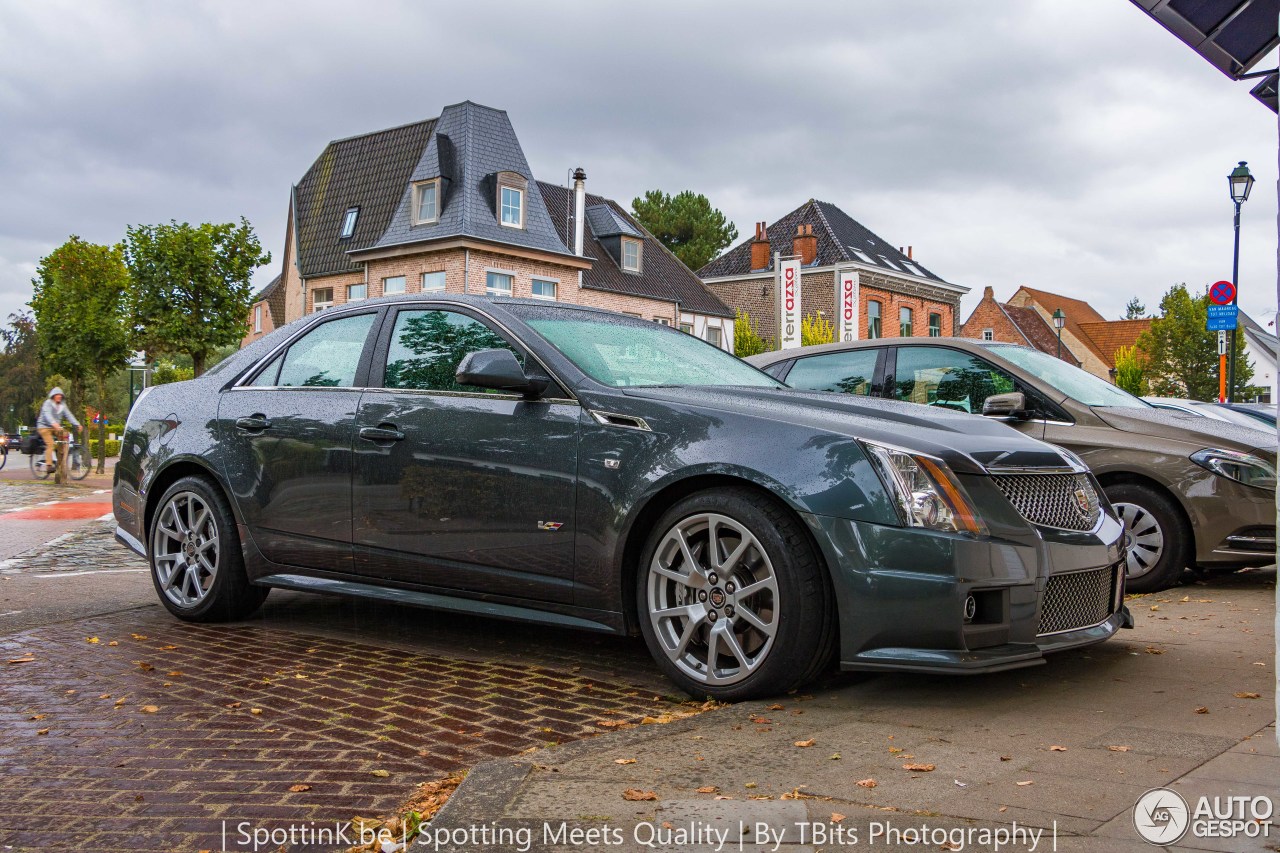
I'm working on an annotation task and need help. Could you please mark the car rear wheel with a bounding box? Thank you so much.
[1105,483,1187,594]
[149,476,268,622]
[637,488,835,701]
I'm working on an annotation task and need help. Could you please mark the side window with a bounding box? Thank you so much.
[785,349,879,396]
[892,346,1015,414]
[272,313,376,388]
[383,309,523,393]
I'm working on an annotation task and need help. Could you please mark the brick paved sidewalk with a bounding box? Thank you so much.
[0,611,689,852]
[0,481,101,513]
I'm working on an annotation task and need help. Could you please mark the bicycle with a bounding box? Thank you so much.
[30,435,90,481]
[0,440,7,472]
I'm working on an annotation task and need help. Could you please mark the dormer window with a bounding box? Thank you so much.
[496,171,527,229]
[413,179,440,225]
[339,207,359,239]
[621,237,642,273]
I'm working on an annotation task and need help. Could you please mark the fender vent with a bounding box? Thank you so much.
[589,410,651,431]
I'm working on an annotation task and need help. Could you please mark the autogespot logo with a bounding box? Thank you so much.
[1134,787,1190,844]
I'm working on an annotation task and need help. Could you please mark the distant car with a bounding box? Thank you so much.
[3,434,18,450]
[749,338,1277,593]
[1143,397,1271,431]
[114,296,1129,700]
[1220,402,1276,429]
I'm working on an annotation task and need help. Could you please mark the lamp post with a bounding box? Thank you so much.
[1227,161,1254,403]
[1052,308,1066,359]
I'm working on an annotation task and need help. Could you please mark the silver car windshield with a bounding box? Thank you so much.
[526,316,781,389]
[986,344,1149,409]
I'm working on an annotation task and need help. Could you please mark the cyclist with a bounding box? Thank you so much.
[37,387,80,473]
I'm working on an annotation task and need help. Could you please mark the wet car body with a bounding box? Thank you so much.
[115,297,1128,697]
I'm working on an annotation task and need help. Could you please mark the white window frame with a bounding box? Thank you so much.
[531,278,558,300]
[621,237,642,273]
[704,326,723,348]
[678,322,694,334]
[253,304,263,333]
[654,317,670,325]
[312,288,334,313]
[347,283,367,302]
[339,207,359,238]
[412,179,440,225]
[500,186,524,229]
[485,269,514,297]
[982,328,994,341]
[382,275,406,295]
[421,271,446,293]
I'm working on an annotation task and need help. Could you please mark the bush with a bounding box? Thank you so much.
[87,439,121,458]
[801,313,834,347]
[733,311,770,357]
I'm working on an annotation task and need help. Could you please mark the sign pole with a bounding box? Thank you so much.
[1218,330,1228,403]
[1228,202,1242,402]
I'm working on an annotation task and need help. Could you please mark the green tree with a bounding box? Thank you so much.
[733,311,770,357]
[1113,345,1148,396]
[0,312,45,433]
[384,311,513,392]
[1123,297,1146,320]
[151,359,195,385]
[630,190,738,272]
[30,237,131,472]
[1137,283,1252,401]
[801,313,835,347]
[122,218,271,376]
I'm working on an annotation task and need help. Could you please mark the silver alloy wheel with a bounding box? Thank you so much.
[647,512,778,686]
[152,491,219,608]
[1114,501,1165,580]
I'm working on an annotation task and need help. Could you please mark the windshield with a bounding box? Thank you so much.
[522,314,781,389]
[986,344,1149,408]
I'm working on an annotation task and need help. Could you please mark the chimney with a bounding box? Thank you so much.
[793,223,817,265]
[572,167,587,256]
[750,222,770,271]
[983,285,994,300]
[907,245,913,259]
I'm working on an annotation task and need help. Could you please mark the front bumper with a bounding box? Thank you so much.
[801,509,1128,675]
[1185,476,1276,568]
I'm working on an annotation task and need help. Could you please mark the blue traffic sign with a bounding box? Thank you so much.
[1207,303,1238,331]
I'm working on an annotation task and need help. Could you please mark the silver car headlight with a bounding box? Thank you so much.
[1190,448,1276,491]
[861,440,989,537]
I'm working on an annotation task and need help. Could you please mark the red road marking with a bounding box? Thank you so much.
[5,502,113,521]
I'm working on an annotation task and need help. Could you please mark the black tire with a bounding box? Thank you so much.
[68,448,90,480]
[636,488,836,701]
[1105,483,1188,594]
[29,452,50,480]
[148,475,268,622]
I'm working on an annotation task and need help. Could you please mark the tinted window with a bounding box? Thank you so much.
[383,309,521,393]
[892,346,1015,414]
[274,313,375,388]
[785,349,879,396]
[986,344,1147,409]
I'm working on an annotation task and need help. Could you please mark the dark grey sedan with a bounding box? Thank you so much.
[114,296,1128,700]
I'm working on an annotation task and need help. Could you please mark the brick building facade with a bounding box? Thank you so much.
[698,200,967,346]
[248,101,733,347]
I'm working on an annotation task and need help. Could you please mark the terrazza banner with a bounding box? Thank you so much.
[838,269,859,342]
[778,255,801,349]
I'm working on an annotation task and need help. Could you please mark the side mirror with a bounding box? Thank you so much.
[456,349,547,398]
[982,391,1029,420]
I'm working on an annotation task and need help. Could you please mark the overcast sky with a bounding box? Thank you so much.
[1,1,1275,331]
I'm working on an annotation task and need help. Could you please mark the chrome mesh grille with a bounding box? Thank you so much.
[992,473,1100,531]
[1038,566,1118,636]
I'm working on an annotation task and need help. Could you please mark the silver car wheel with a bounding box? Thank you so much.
[1115,501,1165,581]
[646,512,778,687]
[152,491,219,608]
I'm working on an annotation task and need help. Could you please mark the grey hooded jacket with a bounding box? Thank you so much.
[37,387,81,429]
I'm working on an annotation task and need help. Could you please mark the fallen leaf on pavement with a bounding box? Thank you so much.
[1000,755,1011,761]
[955,780,969,787]
[745,782,757,789]
[288,784,312,792]
[714,795,733,800]
[1049,745,1067,752]
[794,739,815,748]
[131,634,148,640]
[1234,692,1260,699]
[1107,745,1132,752]
[107,641,118,647]
[831,812,846,823]
[613,758,637,765]
[35,728,49,736]
[85,637,99,644]
[829,753,842,760]
[903,763,935,772]
[113,697,126,706]
[999,806,1008,813]
[1194,706,1209,714]
[622,789,657,801]
[1016,780,1034,786]
[889,746,904,754]
[856,778,877,788]
[370,770,390,778]
[226,702,241,708]
[29,713,46,721]
[595,720,630,729]
[1149,605,1159,612]
[695,786,718,794]
[749,716,772,724]
[767,704,784,711]
[249,708,262,715]
[167,671,183,677]
[748,795,773,801]
[1144,646,1164,655]
[7,655,35,664]
[158,645,177,651]
[140,706,158,713]
[137,662,154,672]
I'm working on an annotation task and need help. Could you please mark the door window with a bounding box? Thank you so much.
[269,313,375,388]
[892,346,1015,414]
[785,349,879,396]
[382,309,522,393]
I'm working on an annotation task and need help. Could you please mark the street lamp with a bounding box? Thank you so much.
[1052,308,1066,359]
[1226,161,1254,402]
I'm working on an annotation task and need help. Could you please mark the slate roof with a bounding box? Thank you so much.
[252,274,285,327]
[1240,310,1279,359]
[538,182,733,318]
[368,102,573,259]
[586,203,641,238]
[294,119,436,278]
[698,198,952,286]
[1003,304,1081,366]
[1076,319,1152,369]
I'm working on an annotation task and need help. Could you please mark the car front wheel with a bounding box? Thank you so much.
[637,488,835,701]
[1106,483,1188,594]
[149,475,268,622]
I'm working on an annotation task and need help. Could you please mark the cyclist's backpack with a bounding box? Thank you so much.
[20,433,44,455]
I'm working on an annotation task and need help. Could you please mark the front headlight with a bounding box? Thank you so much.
[1191,448,1276,491]
[861,440,989,536]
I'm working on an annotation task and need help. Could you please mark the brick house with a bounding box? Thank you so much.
[960,285,1151,381]
[246,101,733,347]
[697,199,968,346]
[240,274,283,347]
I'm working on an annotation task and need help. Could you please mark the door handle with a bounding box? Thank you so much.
[235,415,272,431]
[359,426,405,443]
